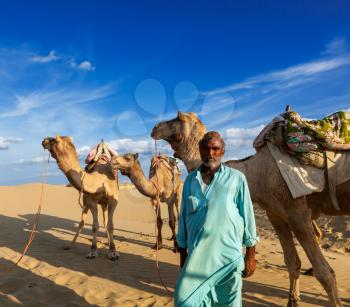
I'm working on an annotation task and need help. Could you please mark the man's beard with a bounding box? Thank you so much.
[203,157,221,170]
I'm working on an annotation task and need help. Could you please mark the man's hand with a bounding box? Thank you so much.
[243,246,256,278]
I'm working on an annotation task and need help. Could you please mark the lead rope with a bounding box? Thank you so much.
[0,149,49,276]
[153,141,174,294]
[78,171,87,209]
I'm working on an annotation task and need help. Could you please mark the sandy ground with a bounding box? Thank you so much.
[0,184,350,306]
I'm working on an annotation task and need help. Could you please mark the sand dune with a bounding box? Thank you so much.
[0,184,350,306]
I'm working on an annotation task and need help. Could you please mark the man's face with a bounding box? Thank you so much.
[200,137,224,170]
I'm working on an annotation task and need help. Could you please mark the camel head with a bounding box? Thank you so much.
[151,111,206,160]
[110,153,139,176]
[42,135,77,161]
[151,112,202,141]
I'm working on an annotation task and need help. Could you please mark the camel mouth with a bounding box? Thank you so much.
[151,129,159,139]
[42,138,51,150]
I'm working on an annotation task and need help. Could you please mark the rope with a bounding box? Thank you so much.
[0,150,49,276]
[78,171,87,209]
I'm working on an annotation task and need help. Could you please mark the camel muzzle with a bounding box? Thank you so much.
[42,139,50,149]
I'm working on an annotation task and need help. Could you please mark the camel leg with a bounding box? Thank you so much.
[174,188,180,220]
[288,211,343,306]
[267,211,301,307]
[167,198,179,253]
[65,206,89,250]
[106,200,119,261]
[86,199,99,259]
[304,220,322,277]
[151,198,163,250]
[101,203,110,245]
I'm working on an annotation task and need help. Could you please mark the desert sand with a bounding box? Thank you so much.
[0,184,350,306]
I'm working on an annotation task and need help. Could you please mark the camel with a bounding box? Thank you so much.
[151,111,350,307]
[110,153,182,252]
[42,136,119,261]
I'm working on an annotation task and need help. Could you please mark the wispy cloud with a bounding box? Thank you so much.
[322,38,348,56]
[205,56,350,96]
[197,38,350,130]
[31,50,58,63]
[0,136,23,150]
[0,83,116,118]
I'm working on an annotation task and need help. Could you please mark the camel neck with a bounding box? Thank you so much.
[127,162,158,198]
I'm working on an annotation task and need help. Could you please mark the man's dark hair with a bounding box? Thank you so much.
[199,131,226,151]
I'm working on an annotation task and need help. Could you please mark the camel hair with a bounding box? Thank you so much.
[151,111,350,307]
[42,136,119,261]
[110,153,182,252]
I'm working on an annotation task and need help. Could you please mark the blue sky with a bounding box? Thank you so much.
[1,1,350,185]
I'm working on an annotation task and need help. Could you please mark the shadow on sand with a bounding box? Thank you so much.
[0,213,347,306]
[0,258,98,307]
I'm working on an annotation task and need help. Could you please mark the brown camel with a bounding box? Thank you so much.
[151,111,349,307]
[42,136,119,261]
[110,153,182,252]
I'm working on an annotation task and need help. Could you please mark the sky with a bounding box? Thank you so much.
[0,0,350,185]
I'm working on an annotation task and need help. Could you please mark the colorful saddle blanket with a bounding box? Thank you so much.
[285,111,350,152]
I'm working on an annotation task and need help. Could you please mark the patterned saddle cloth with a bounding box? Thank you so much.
[254,110,350,210]
[255,111,350,169]
[284,111,350,152]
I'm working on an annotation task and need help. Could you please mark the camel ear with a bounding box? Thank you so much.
[134,153,139,160]
[177,112,186,121]
[68,136,73,143]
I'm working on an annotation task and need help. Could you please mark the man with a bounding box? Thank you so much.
[174,131,259,307]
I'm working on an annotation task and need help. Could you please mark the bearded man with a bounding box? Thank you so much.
[174,131,259,307]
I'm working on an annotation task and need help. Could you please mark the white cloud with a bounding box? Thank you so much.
[71,60,95,71]
[76,145,91,156]
[31,50,58,63]
[0,136,23,150]
[108,138,171,155]
[221,125,265,159]
[16,156,48,164]
[225,125,265,139]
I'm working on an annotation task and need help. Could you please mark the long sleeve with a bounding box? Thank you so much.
[237,175,259,247]
[177,178,189,249]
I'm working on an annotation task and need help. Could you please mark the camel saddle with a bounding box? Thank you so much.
[150,155,181,190]
[254,111,350,211]
[85,141,118,172]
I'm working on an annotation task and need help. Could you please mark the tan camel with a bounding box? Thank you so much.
[110,153,182,252]
[42,136,119,261]
[151,112,350,307]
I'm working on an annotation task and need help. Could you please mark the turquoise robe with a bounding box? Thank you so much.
[174,164,259,307]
